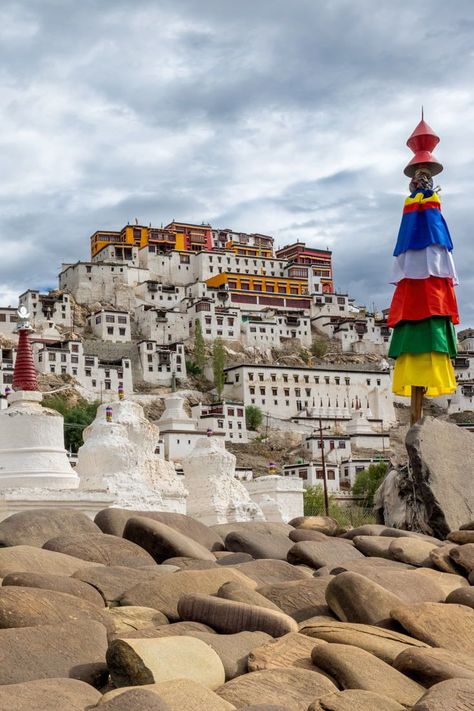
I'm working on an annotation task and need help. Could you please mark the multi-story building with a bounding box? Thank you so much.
[135,305,190,344]
[91,222,213,260]
[19,290,73,330]
[312,312,389,355]
[190,401,248,443]
[241,310,312,349]
[276,242,334,292]
[223,363,395,428]
[188,300,239,341]
[212,229,274,258]
[138,341,186,386]
[87,309,131,343]
[0,308,18,337]
[0,345,15,392]
[205,272,312,312]
[134,280,185,308]
[34,340,133,398]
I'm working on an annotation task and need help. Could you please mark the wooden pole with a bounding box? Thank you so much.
[319,417,330,516]
[410,385,424,426]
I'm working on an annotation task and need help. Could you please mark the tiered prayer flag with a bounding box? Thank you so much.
[388,117,458,398]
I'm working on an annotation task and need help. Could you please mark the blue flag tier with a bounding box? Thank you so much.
[393,190,453,256]
[388,121,459,399]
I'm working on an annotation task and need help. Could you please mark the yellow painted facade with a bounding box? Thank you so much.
[225,240,273,259]
[206,272,309,295]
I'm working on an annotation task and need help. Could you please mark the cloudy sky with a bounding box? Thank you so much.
[1,1,474,322]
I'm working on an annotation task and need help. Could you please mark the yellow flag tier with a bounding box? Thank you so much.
[392,351,457,397]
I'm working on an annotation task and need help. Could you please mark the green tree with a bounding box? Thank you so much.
[311,338,328,358]
[352,461,388,507]
[193,320,206,374]
[245,405,263,431]
[212,337,226,399]
[43,395,99,453]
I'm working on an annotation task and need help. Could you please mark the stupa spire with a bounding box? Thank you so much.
[12,307,38,392]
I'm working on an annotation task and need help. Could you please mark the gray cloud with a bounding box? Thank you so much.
[0,0,473,324]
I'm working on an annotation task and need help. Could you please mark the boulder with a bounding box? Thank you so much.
[213,521,293,538]
[217,581,282,611]
[342,524,387,539]
[190,630,271,680]
[109,606,168,634]
[235,559,311,585]
[300,620,428,663]
[248,632,324,671]
[287,541,364,570]
[119,568,257,620]
[0,586,113,632]
[391,602,474,653]
[289,516,339,535]
[123,517,216,563]
[329,558,414,574]
[311,643,424,706]
[289,529,332,543]
[446,587,474,609]
[225,531,293,561]
[0,678,102,711]
[216,668,337,710]
[43,533,155,567]
[96,688,171,710]
[0,619,108,686]
[411,678,474,710]
[107,636,225,689]
[449,544,474,574]
[352,536,398,559]
[113,621,216,640]
[430,543,464,574]
[325,572,404,626]
[215,552,254,565]
[2,571,105,607]
[333,567,446,603]
[388,538,437,567]
[95,508,225,550]
[447,530,474,544]
[400,418,474,537]
[414,568,469,597]
[100,678,235,711]
[393,646,474,686]
[178,593,298,637]
[0,508,100,547]
[0,545,101,577]
[73,564,177,605]
[308,689,405,710]
[161,557,218,570]
[257,578,330,621]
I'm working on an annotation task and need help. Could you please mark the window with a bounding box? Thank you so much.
[105,381,111,390]
[49,353,56,361]
[295,388,301,397]
[324,376,330,384]
[283,374,288,383]
[345,377,350,385]
[259,387,265,395]
[107,327,114,335]
[258,373,264,381]
[377,379,381,386]
[85,368,91,377]
[272,388,277,396]
[366,379,371,386]
[119,328,126,336]
[284,388,290,397]
[249,386,255,395]
[293,374,299,382]
[335,377,340,385]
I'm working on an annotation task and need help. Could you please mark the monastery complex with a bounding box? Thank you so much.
[0,218,472,498]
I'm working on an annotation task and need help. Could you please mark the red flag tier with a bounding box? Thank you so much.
[388,117,458,398]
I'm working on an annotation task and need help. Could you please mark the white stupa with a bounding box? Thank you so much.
[0,308,78,490]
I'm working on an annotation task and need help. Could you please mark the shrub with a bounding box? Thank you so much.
[245,405,263,431]
[311,338,328,358]
[352,462,388,507]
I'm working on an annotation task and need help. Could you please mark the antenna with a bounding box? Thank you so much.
[421,105,424,121]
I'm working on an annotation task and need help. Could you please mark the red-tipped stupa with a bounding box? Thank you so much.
[404,112,443,177]
[13,323,38,392]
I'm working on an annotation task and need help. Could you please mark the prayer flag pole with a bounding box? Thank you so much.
[388,114,459,424]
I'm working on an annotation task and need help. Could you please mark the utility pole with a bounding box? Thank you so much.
[318,417,329,516]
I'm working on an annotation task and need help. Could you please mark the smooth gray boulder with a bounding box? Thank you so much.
[0,508,100,547]
[43,532,155,567]
[73,564,177,605]
[378,418,474,538]
[0,678,101,711]
[95,508,225,550]
[2,571,105,607]
[0,620,108,686]
[411,678,474,710]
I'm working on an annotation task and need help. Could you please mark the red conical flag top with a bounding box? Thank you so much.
[404,112,443,177]
[12,307,38,391]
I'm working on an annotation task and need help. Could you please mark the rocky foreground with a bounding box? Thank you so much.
[0,510,474,709]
